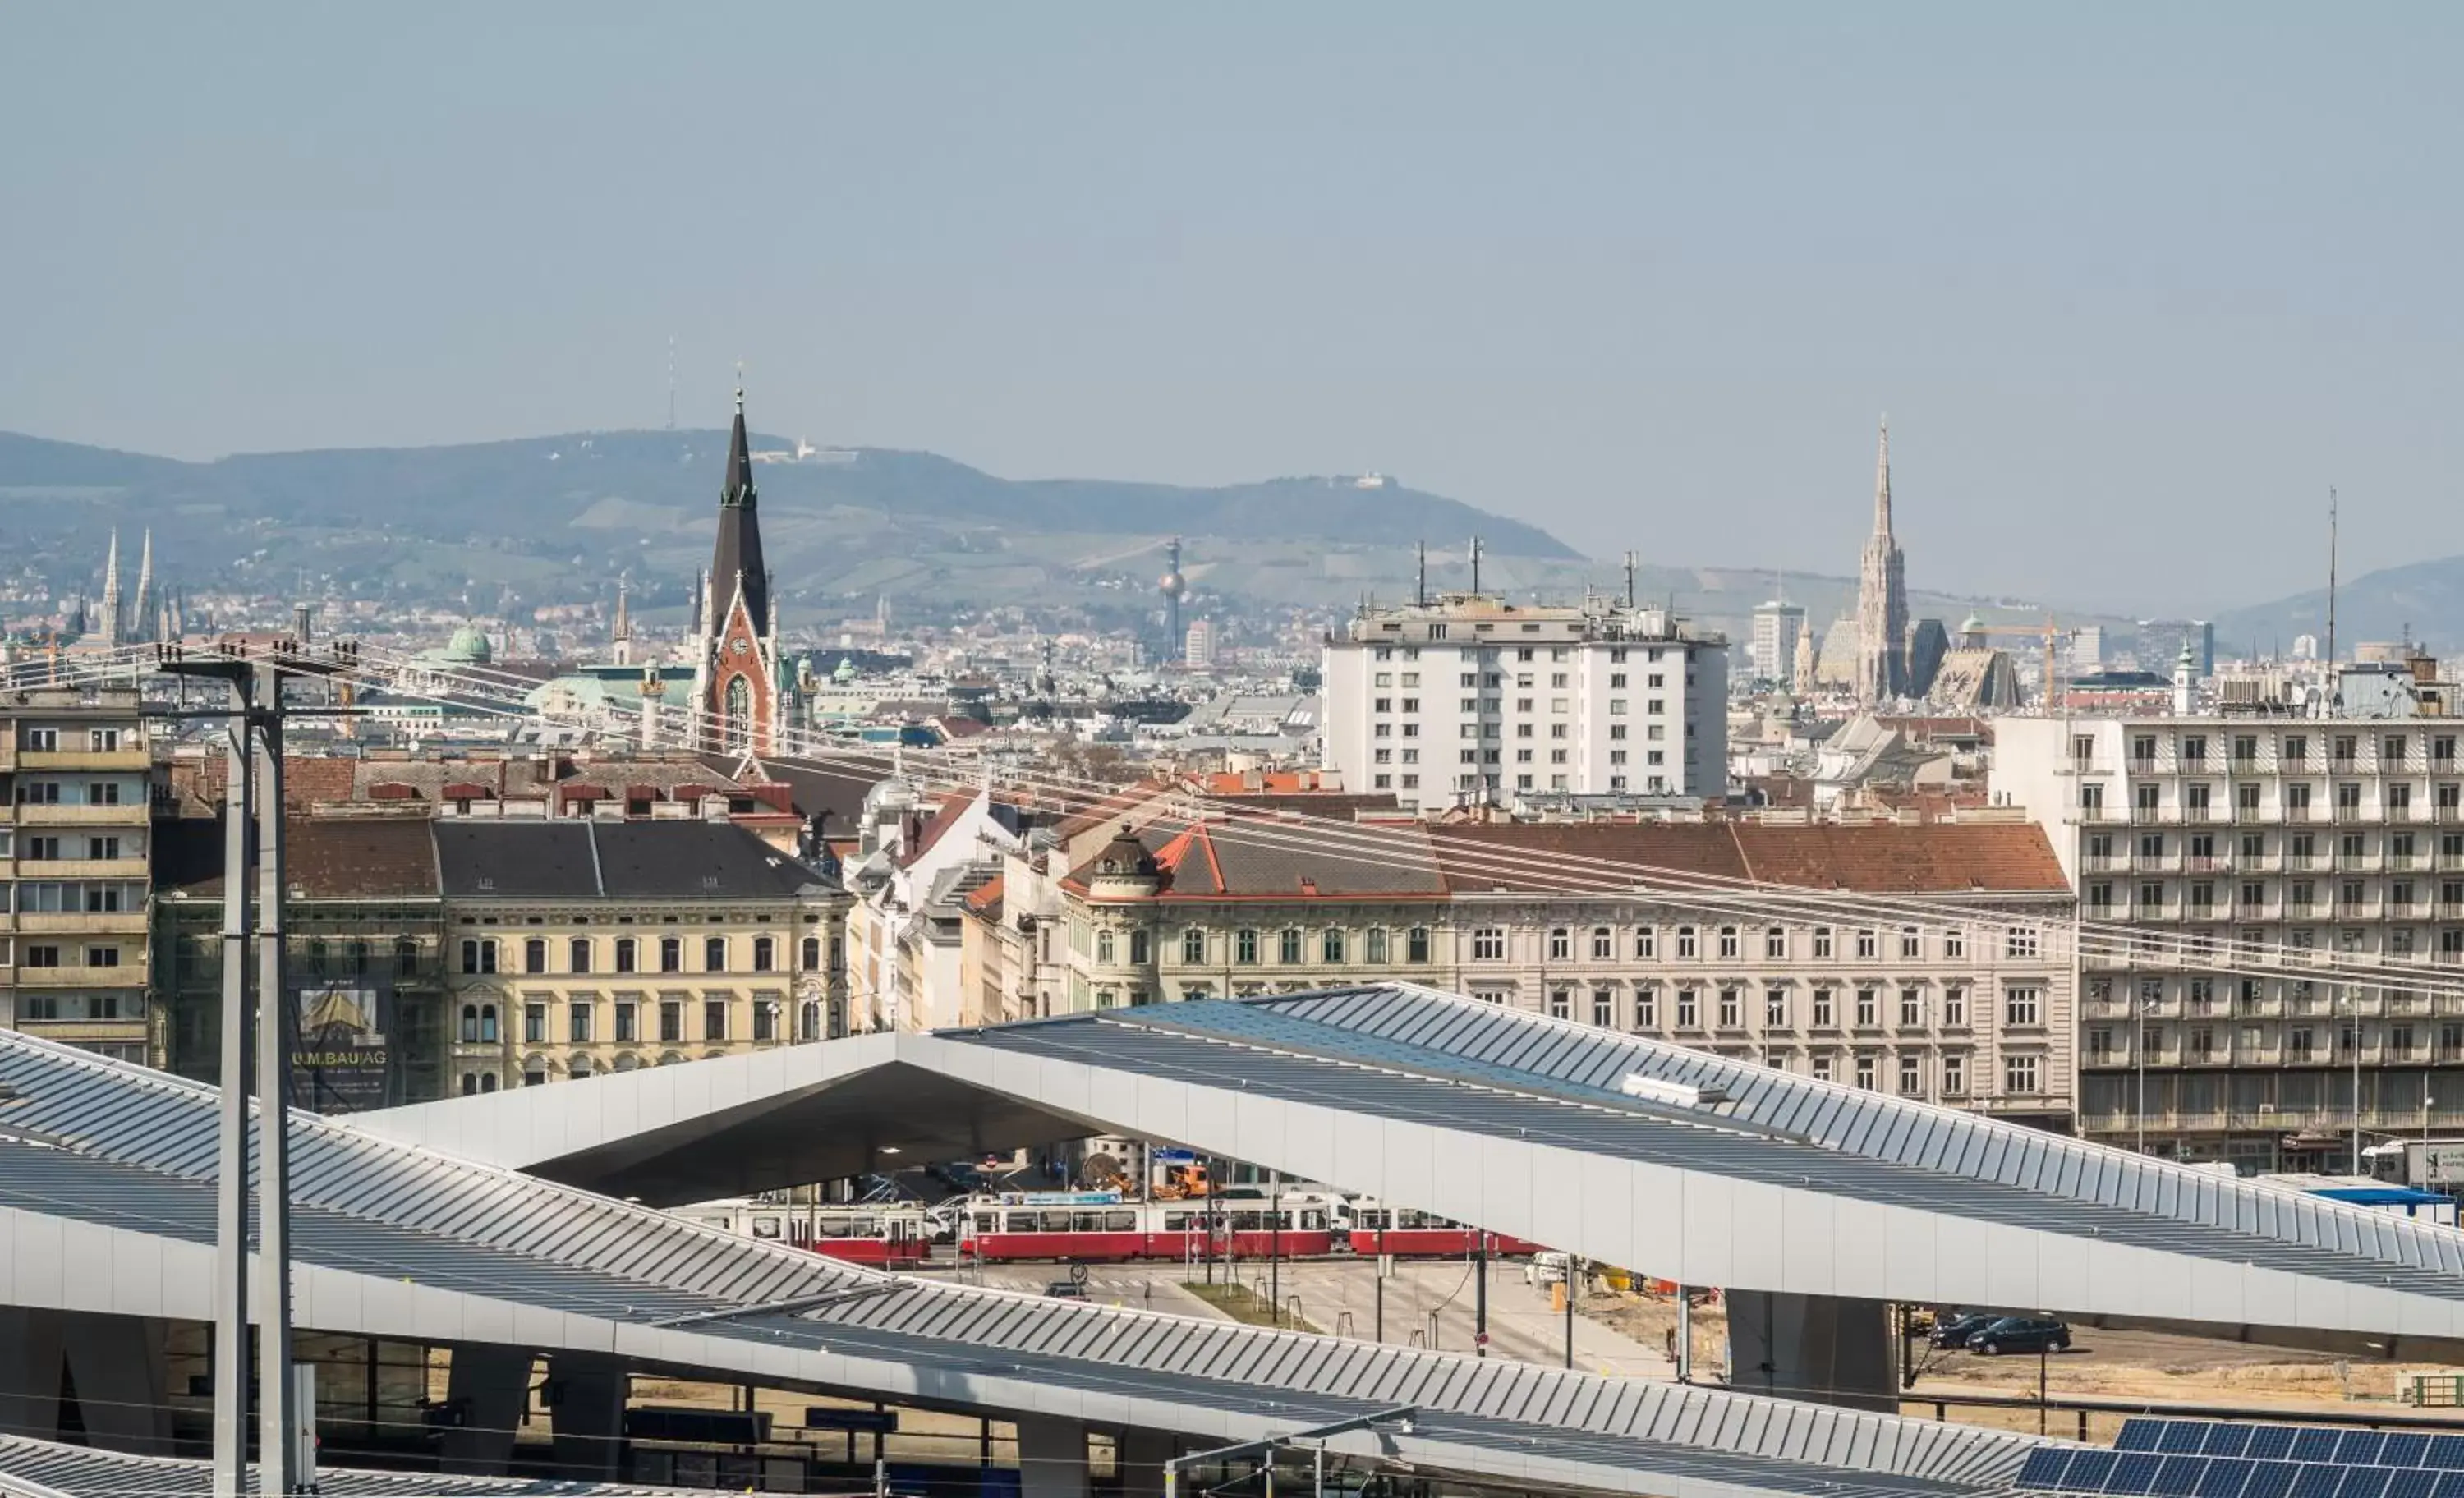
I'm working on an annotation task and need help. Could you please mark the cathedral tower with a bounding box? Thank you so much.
[1854,417,1910,703]
[692,383,785,755]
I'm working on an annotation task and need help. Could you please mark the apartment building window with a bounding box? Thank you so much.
[2131,733,2158,769]
[1812,988,1836,1027]
[660,1000,684,1043]
[2087,1027,2114,1063]
[614,1001,637,1043]
[1944,928,1965,959]
[1813,927,1834,959]
[523,938,547,974]
[2337,783,2362,816]
[523,1003,547,1044]
[2004,1055,2042,1095]
[2005,926,2041,959]
[1633,926,1656,959]
[2089,881,2114,913]
[20,728,55,751]
[568,1002,592,1043]
[2183,734,2208,766]
[2080,783,2103,816]
[1812,1056,1835,1082]
[1764,926,1787,959]
[1592,989,1615,1027]
[1183,928,1207,964]
[2443,1023,2464,1061]
[1942,1054,1968,1096]
[1548,989,1572,1020]
[1266,927,1296,964]
[1855,929,1878,960]
[1472,926,1506,961]
[604,939,630,975]
[1549,927,1572,959]
[1855,987,1878,1027]
[1592,926,1615,959]
[1855,1055,1877,1091]
[1764,986,1788,1027]
[1675,989,1699,1028]
[1235,929,1259,963]
[1319,929,1344,963]
[461,939,498,975]
[1899,987,1925,1026]
[753,1002,779,1042]
[1675,926,1698,958]
[1717,926,1740,959]
[568,937,591,973]
[1899,927,1922,959]
[2390,1023,2418,1059]
[2005,985,2043,1027]
[1899,1056,1924,1097]
[20,945,59,968]
[22,836,59,862]
[1717,988,1741,1027]
[705,1001,729,1041]
[1406,926,1432,963]
[649,935,677,973]
[2287,783,2312,817]
[1635,987,1657,1028]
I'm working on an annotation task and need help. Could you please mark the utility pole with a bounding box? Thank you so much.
[1563,1256,1578,1369]
[254,659,296,1496]
[1473,1233,1489,1357]
[209,664,253,1498]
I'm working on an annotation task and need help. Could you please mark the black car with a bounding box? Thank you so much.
[1928,1313,1997,1350]
[1966,1316,2070,1355]
[1045,1281,1089,1299]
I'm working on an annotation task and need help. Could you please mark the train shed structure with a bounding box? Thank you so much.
[361,984,2464,1390]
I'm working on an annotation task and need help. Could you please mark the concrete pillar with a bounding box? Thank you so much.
[1016,1415,1090,1498]
[0,1312,172,1455]
[1725,1291,1896,1412]
[545,1354,630,1481]
[1119,1427,1177,1498]
[438,1344,532,1476]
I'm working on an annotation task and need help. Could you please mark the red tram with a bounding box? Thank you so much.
[958,1192,1335,1262]
[679,1198,932,1269]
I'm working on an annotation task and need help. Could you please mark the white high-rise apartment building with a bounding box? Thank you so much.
[1995,714,2464,1169]
[1322,595,1728,812]
[1750,601,1806,684]
[1182,618,1217,669]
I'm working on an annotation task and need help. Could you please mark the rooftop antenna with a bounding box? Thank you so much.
[1414,540,1427,607]
[665,335,678,431]
[2324,487,2339,673]
[1469,535,1483,595]
[1624,550,1637,609]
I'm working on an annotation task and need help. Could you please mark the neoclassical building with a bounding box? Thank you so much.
[1041,817,2077,1128]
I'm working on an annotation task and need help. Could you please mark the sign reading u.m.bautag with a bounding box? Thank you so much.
[292,983,392,1112]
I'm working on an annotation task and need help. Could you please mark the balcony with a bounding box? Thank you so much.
[2229,755,2264,774]
[2186,855,2231,874]
[15,747,148,773]
[14,911,149,935]
[2128,756,2161,776]
[2182,805,2220,825]
[2131,805,2173,825]
[11,963,143,988]
[2334,852,2380,872]
[2283,804,2317,822]
[11,857,148,880]
[2333,803,2369,823]
[8,802,149,826]
[2131,854,2177,874]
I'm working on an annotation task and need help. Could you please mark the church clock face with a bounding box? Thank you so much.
[730,638,749,656]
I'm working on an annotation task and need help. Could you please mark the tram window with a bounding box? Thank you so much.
[1008,1213,1038,1233]
[1103,1210,1138,1231]
[974,1214,997,1234]
[752,1217,782,1239]
[1041,1211,1075,1232]
[1302,1211,1327,1230]
[1163,1211,1193,1232]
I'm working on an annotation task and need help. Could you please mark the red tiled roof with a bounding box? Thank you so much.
[368,782,421,801]
[963,872,1005,915]
[1430,821,2067,894]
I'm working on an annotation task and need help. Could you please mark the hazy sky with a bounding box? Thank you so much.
[5,4,2459,613]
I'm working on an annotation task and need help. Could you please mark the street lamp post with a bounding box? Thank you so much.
[2134,996,2160,1155]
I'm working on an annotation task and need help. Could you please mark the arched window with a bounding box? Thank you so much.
[460,1073,479,1096]
[1279,928,1303,964]
[660,936,683,972]
[569,1055,593,1079]
[1321,928,1346,964]
[705,935,727,972]
[752,936,775,972]
[802,935,822,971]
[800,1000,822,1041]
[724,675,754,750]
[523,938,547,974]
[568,937,591,974]
[614,937,637,973]
[479,1073,498,1092]
[459,1004,479,1043]
[1126,930,1148,966]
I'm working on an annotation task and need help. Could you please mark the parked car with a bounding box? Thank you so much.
[1967,1316,2070,1356]
[1045,1281,1089,1299]
[1928,1313,1997,1350]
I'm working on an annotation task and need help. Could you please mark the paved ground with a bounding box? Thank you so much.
[912,1256,1673,1377]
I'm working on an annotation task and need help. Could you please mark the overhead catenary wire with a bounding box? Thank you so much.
[23,641,2464,1002]
[356,643,2464,1004]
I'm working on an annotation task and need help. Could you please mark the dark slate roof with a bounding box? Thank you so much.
[710,391,770,633]
[1115,819,1447,899]
[431,822,600,899]
[434,820,832,901]
[154,818,440,901]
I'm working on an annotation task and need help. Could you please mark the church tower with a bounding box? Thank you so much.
[1854,417,1910,703]
[692,382,785,755]
[96,531,122,649]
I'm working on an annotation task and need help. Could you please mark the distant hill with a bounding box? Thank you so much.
[0,428,1580,626]
[2213,556,2464,659]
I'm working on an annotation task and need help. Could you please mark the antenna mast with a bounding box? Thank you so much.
[2325,487,2339,679]
[1414,540,1427,607]
[1469,536,1483,595]
[1624,550,1636,609]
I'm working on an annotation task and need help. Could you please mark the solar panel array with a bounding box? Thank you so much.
[2014,1419,2464,1498]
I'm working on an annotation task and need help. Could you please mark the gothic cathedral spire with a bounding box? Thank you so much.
[1854,416,1910,703]
[695,379,781,756]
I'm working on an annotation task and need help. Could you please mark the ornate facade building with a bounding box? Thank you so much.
[1855,418,1910,704]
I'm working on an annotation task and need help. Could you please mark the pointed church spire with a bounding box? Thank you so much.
[710,377,770,635]
[130,530,154,645]
[97,531,122,649]
[1873,415,1893,537]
